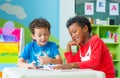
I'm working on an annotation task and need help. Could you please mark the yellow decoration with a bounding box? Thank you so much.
[0,42,19,53]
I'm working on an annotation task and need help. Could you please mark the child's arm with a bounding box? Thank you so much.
[63,40,80,63]
[38,54,62,65]
[17,58,37,69]
[66,40,78,52]
[49,55,63,64]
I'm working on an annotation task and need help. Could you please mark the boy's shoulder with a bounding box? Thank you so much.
[92,35,100,40]
[47,41,56,45]
[90,35,103,43]
[25,41,36,46]
[47,41,58,47]
[27,41,35,44]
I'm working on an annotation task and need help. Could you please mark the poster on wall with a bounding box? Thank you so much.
[84,2,94,15]
[109,3,119,15]
[96,0,106,12]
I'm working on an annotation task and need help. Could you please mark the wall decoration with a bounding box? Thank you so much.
[85,2,94,15]
[0,0,59,45]
[110,3,119,15]
[96,0,106,12]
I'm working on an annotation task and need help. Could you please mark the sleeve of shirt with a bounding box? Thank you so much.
[78,37,103,69]
[19,43,30,60]
[51,42,60,57]
[64,51,80,63]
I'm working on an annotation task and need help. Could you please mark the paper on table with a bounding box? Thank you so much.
[38,65,92,72]
[38,65,57,70]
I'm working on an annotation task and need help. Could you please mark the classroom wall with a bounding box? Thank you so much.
[75,0,120,25]
[0,0,76,73]
[0,0,59,45]
[0,0,60,72]
[59,0,75,49]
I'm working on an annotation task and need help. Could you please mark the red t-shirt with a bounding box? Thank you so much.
[64,36,115,78]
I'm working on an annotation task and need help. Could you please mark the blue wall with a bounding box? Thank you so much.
[0,0,59,40]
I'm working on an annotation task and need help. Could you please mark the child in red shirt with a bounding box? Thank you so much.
[54,16,115,78]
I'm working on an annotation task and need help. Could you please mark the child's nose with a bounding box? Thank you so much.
[41,34,45,39]
[72,34,76,39]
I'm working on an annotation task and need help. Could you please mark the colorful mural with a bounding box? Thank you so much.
[0,0,59,72]
[0,0,59,44]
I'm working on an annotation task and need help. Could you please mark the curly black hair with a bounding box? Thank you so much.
[66,16,92,33]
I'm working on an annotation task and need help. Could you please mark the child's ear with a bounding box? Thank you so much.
[31,34,35,40]
[83,25,88,32]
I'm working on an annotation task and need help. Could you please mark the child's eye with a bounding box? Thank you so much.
[44,33,48,36]
[73,30,76,33]
[38,35,41,37]
[70,34,72,37]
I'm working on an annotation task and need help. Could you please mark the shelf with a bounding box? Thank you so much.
[101,38,119,44]
[92,25,120,27]
[113,60,120,62]
[99,26,119,28]
[106,43,119,45]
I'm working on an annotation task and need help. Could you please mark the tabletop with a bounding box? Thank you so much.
[2,67,106,78]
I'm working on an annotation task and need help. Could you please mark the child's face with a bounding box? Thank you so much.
[68,23,88,45]
[32,27,50,46]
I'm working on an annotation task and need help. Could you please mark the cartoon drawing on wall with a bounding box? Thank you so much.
[0,3,27,20]
[2,21,19,42]
[0,0,59,44]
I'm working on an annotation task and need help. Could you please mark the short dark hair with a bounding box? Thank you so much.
[66,16,92,33]
[29,18,51,34]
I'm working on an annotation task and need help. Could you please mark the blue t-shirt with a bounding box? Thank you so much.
[19,41,60,65]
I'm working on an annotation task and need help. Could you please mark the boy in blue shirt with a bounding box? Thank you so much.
[17,18,62,69]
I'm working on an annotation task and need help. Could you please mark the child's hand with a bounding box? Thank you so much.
[68,40,78,46]
[38,52,51,65]
[67,41,77,52]
[53,64,72,70]
[26,61,37,69]
[53,63,79,70]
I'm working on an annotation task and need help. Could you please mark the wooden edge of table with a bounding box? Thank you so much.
[0,72,2,77]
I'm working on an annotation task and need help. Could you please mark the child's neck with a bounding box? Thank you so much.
[80,34,91,46]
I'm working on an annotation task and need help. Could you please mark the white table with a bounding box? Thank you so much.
[2,67,105,78]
